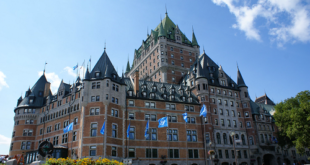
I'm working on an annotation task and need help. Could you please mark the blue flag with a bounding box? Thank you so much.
[127,123,130,138]
[145,120,149,137]
[100,122,105,135]
[63,122,74,133]
[182,113,188,122]
[272,136,278,143]
[158,117,168,128]
[200,104,207,117]
[73,64,78,70]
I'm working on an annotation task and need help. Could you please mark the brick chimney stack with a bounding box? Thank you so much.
[44,82,51,97]
[134,70,139,95]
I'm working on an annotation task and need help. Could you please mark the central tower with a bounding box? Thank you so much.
[125,12,200,84]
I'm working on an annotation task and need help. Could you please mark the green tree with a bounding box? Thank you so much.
[274,90,310,154]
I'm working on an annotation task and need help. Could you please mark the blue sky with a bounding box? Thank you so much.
[0,0,309,154]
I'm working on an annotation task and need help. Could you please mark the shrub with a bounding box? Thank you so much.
[44,157,123,165]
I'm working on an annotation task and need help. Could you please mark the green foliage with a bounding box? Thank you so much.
[274,90,310,154]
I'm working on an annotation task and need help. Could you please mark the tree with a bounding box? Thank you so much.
[273,90,310,154]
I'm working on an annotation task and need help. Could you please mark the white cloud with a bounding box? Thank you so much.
[0,134,10,145]
[64,66,86,78]
[0,71,9,91]
[212,0,310,46]
[38,71,61,94]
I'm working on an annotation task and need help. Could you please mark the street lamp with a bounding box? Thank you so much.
[209,142,213,165]
[230,131,238,165]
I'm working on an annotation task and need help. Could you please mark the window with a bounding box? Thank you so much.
[129,100,134,106]
[245,112,249,117]
[206,133,210,144]
[219,149,223,158]
[218,99,222,105]
[247,122,251,128]
[232,150,235,158]
[129,148,135,158]
[91,96,95,102]
[129,113,134,119]
[74,118,78,125]
[73,132,77,141]
[90,146,96,156]
[53,136,59,145]
[238,112,241,117]
[62,134,68,143]
[188,149,199,159]
[128,91,133,96]
[168,116,177,123]
[217,89,221,94]
[221,119,225,126]
[220,109,223,115]
[238,150,242,158]
[187,130,197,142]
[90,108,99,115]
[260,134,264,143]
[239,122,243,128]
[146,128,157,140]
[227,119,231,127]
[249,136,254,145]
[111,109,118,117]
[241,134,246,145]
[215,119,218,125]
[129,127,135,140]
[112,124,117,138]
[106,94,108,100]
[168,149,179,158]
[216,133,221,144]
[181,63,184,67]
[167,129,178,141]
[225,150,229,158]
[91,123,97,137]
[146,148,158,158]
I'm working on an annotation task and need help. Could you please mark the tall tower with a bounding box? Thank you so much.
[126,12,200,84]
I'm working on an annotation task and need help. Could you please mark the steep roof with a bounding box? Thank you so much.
[192,30,199,46]
[87,50,123,84]
[17,74,49,109]
[237,67,247,87]
[255,93,275,105]
[125,60,131,73]
[124,78,200,104]
[250,100,275,117]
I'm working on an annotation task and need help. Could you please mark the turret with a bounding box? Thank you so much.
[237,66,250,101]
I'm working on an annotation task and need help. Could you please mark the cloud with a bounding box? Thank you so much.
[212,0,310,46]
[38,71,61,94]
[64,66,86,78]
[0,71,9,91]
[0,134,10,145]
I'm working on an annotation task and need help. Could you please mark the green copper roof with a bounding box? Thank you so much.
[154,14,192,45]
[192,31,199,46]
[158,22,166,37]
[125,60,130,73]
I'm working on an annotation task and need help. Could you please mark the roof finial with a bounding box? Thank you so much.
[43,61,47,74]
[165,5,168,15]
[203,46,205,54]
[104,41,106,51]
[236,62,239,70]
[147,26,149,36]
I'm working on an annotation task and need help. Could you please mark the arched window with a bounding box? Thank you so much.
[241,134,246,145]
[235,134,240,145]
[259,124,262,130]
[223,133,227,144]
[263,125,266,130]
[229,136,233,144]
[249,136,254,145]
[216,133,221,144]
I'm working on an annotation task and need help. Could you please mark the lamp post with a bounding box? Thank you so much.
[209,142,213,165]
[230,131,237,165]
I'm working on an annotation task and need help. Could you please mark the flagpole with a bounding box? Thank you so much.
[185,120,188,165]
[128,118,131,158]
[103,118,105,158]
[71,128,73,158]
[167,114,170,159]
[202,115,207,165]
[148,118,150,163]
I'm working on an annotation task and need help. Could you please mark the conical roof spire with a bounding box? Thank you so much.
[192,27,199,46]
[237,65,247,87]
[196,60,203,78]
[158,20,166,37]
[85,66,90,80]
[125,57,131,73]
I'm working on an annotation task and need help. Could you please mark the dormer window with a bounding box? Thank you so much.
[143,92,147,97]
[221,73,223,77]
[176,30,179,34]
[128,91,133,97]
[171,88,175,94]
[150,93,155,98]
[163,94,167,99]
[29,99,33,104]
[188,97,193,102]
[210,73,213,77]
[232,84,234,87]
[171,95,175,100]
[182,97,186,102]
[38,91,43,97]
[113,74,116,79]
[95,72,100,78]
[211,80,214,83]
[152,86,157,91]
[143,85,147,89]
[180,90,183,95]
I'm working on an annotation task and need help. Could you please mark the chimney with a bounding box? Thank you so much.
[134,70,139,95]
[44,82,51,97]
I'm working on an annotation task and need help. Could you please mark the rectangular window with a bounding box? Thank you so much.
[73,132,77,141]
[129,148,135,158]
[96,96,100,101]
[91,123,97,137]
[112,147,117,157]
[112,124,117,138]
[129,127,135,140]
[187,130,197,142]
[129,113,134,119]
[225,150,229,158]
[146,148,158,158]
[244,150,248,158]
[219,149,223,158]
[62,134,68,143]
[91,96,95,102]
[167,129,178,141]
[129,100,134,106]
[90,146,96,156]
[188,149,199,158]
[168,149,179,158]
